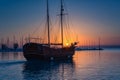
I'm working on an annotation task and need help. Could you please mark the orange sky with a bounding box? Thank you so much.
[0,0,120,47]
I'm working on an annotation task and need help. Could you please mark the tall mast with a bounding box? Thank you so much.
[47,0,50,47]
[60,0,64,48]
[13,35,15,44]
[98,37,101,49]
[1,38,3,48]
[7,37,9,48]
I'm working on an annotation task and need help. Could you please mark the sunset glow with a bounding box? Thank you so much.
[0,0,120,80]
[0,0,120,47]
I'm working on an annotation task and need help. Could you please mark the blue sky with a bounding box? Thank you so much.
[0,0,120,45]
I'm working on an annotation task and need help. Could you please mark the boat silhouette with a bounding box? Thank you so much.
[23,0,77,61]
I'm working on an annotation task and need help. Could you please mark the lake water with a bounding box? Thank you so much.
[0,49,120,80]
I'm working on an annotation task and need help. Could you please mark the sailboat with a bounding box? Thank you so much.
[23,0,77,61]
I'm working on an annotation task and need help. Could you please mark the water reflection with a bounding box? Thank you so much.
[0,52,25,61]
[72,50,120,80]
[0,49,120,80]
[23,60,75,80]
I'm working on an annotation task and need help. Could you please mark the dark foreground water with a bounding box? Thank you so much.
[0,49,120,80]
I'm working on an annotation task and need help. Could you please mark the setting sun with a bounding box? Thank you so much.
[65,42,69,46]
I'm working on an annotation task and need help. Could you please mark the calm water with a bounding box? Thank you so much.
[0,49,120,80]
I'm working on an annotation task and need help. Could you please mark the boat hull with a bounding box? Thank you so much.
[23,43,75,61]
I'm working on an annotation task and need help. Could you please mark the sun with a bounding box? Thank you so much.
[66,42,69,46]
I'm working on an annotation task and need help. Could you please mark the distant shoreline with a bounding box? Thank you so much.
[0,47,120,52]
[0,49,23,52]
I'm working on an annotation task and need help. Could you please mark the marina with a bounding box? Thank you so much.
[0,0,120,80]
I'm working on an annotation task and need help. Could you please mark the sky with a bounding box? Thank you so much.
[0,0,120,46]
